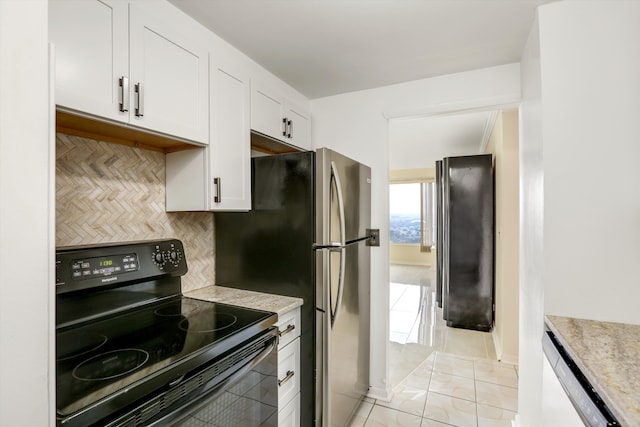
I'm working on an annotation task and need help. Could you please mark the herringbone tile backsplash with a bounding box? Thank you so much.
[56,133,214,292]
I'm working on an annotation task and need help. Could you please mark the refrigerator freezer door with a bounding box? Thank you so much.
[315,148,371,312]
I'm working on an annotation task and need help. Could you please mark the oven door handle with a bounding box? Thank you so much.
[146,334,278,427]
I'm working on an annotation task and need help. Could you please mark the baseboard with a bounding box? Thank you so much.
[367,384,393,402]
[491,329,519,365]
[492,328,502,360]
[499,352,519,365]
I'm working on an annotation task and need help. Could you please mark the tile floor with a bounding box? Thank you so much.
[350,265,518,427]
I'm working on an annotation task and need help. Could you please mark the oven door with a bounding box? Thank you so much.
[105,329,279,427]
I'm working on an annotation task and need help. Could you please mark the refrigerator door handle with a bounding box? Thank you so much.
[329,161,347,328]
[330,161,346,247]
[331,247,346,328]
[312,242,343,251]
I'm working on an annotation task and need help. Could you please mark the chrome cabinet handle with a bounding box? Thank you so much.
[279,324,295,337]
[119,76,129,112]
[135,82,144,117]
[278,370,295,387]
[213,177,221,203]
[287,119,293,139]
[282,117,288,137]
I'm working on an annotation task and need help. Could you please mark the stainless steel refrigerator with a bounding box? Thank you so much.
[215,148,371,427]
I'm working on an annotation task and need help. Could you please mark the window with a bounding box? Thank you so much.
[389,181,436,251]
[390,183,421,244]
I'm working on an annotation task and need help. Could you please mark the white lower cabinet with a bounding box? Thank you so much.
[276,308,301,426]
[277,392,300,427]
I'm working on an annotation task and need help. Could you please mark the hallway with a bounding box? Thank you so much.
[349,265,518,426]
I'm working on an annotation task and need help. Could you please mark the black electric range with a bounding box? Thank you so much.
[55,239,278,427]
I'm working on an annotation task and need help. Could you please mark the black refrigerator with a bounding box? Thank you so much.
[215,148,371,427]
[436,154,494,332]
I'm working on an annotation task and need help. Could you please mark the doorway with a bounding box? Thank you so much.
[386,110,510,387]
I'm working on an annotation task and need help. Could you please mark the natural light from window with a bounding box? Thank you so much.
[389,183,421,244]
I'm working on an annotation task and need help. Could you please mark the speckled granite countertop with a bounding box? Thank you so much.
[545,315,640,426]
[185,285,303,317]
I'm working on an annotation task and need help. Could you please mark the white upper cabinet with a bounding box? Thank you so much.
[49,0,209,145]
[166,55,251,211]
[129,4,208,144]
[251,84,311,150]
[50,0,129,123]
[252,86,287,141]
[285,101,311,151]
[207,56,251,210]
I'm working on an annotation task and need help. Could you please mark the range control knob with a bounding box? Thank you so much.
[152,250,166,268]
[167,249,183,267]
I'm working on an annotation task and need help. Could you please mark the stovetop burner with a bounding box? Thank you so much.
[57,332,108,362]
[72,349,150,381]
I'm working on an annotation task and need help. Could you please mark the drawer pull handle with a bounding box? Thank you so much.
[279,324,295,337]
[278,370,294,387]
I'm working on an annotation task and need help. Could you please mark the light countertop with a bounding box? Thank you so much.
[185,285,303,317]
[545,315,640,426]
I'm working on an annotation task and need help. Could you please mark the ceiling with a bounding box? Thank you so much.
[389,111,495,170]
[168,0,553,99]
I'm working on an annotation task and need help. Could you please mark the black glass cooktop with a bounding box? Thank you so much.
[56,297,276,417]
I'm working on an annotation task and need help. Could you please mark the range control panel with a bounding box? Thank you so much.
[56,239,188,294]
[70,253,139,280]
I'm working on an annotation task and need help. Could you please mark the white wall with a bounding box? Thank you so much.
[517,2,640,425]
[311,63,521,399]
[485,110,519,365]
[0,1,53,425]
[540,1,640,324]
[517,17,544,425]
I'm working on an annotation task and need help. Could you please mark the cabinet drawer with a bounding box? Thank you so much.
[277,338,300,409]
[278,391,300,427]
[276,308,300,350]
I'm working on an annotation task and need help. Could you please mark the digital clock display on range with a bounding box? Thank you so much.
[71,253,138,280]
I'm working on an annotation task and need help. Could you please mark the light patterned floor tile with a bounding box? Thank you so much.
[475,382,518,412]
[378,383,428,416]
[402,366,432,391]
[383,267,520,427]
[349,401,374,427]
[423,392,478,427]
[434,353,476,379]
[476,403,517,427]
[364,405,423,427]
[421,418,456,427]
[428,371,476,402]
[474,363,518,388]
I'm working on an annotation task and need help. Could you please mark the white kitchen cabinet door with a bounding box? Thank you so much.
[165,56,251,212]
[251,83,311,151]
[49,0,129,123]
[285,102,311,150]
[251,85,287,142]
[129,4,209,144]
[278,393,300,427]
[208,57,251,210]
